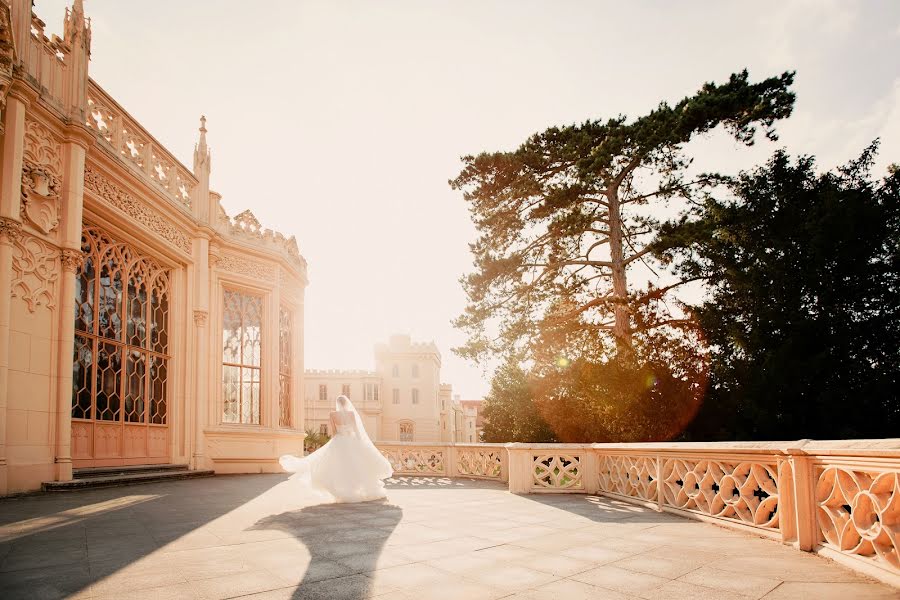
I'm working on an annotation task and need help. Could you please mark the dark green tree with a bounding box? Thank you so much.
[453,70,795,442]
[451,70,795,367]
[657,144,900,439]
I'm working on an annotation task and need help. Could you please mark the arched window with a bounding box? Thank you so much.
[71,226,170,461]
[399,421,414,442]
[73,227,170,423]
[222,290,263,424]
[278,306,293,428]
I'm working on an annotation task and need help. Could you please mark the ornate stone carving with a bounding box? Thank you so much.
[193,310,208,327]
[83,165,191,254]
[232,209,263,238]
[216,252,277,281]
[660,458,780,530]
[60,248,84,273]
[533,454,583,490]
[0,216,22,243]
[21,120,63,234]
[11,233,60,312]
[457,448,503,479]
[599,455,658,501]
[816,466,900,571]
[379,447,445,475]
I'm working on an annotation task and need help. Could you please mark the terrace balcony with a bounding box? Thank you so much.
[0,440,897,599]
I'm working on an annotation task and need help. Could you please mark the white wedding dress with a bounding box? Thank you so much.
[279,396,393,502]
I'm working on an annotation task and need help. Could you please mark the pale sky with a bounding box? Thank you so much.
[38,1,899,399]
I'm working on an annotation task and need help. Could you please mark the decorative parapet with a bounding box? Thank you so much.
[386,439,900,587]
[216,208,305,271]
[85,80,195,210]
[305,369,379,377]
[374,442,508,482]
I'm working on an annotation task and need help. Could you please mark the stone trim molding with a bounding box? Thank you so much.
[83,164,191,254]
[215,251,277,282]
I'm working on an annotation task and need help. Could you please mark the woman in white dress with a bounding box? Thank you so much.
[279,395,394,502]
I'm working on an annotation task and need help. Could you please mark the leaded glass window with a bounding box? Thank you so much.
[222,290,263,424]
[71,227,170,427]
[278,306,292,428]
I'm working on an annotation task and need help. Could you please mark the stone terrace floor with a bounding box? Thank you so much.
[0,475,896,600]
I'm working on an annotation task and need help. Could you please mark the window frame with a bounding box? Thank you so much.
[220,286,265,426]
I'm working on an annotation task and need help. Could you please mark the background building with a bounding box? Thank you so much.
[459,399,484,442]
[0,1,307,494]
[305,334,475,442]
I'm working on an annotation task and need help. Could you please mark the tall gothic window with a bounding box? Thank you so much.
[222,290,262,424]
[278,306,292,428]
[72,227,170,426]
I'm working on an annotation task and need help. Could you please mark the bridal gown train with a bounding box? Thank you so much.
[279,397,393,503]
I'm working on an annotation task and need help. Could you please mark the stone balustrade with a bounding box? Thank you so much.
[377,439,900,587]
[374,442,508,481]
[85,80,197,210]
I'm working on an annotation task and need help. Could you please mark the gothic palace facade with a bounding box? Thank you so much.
[0,1,307,494]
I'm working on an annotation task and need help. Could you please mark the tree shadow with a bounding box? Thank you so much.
[518,490,686,524]
[0,474,290,599]
[248,498,403,599]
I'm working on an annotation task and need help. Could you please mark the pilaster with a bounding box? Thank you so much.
[191,237,210,469]
[53,138,86,482]
[0,92,25,495]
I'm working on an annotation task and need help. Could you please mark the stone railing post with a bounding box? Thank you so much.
[583,448,600,494]
[506,443,533,494]
[656,454,664,511]
[446,443,458,478]
[499,446,509,483]
[786,444,816,551]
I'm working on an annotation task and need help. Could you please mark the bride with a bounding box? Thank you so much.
[279,395,394,502]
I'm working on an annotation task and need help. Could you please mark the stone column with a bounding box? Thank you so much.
[0,92,26,495]
[54,138,87,482]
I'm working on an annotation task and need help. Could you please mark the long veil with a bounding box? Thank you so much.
[340,395,393,480]
[279,395,393,484]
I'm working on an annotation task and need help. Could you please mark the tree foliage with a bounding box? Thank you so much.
[480,361,557,443]
[451,70,795,366]
[658,144,900,439]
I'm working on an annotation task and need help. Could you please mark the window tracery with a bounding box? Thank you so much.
[71,226,170,426]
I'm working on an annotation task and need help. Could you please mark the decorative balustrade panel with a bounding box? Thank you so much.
[378,446,446,476]
[660,458,780,530]
[599,455,658,501]
[86,84,195,209]
[815,466,899,572]
[457,447,502,479]
[533,453,583,490]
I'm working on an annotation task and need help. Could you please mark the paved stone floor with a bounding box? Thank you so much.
[0,475,896,600]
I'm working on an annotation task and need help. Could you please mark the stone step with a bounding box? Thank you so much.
[42,469,214,492]
[73,463,190,479]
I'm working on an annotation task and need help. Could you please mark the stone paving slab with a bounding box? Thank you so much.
[0,474,896,599]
